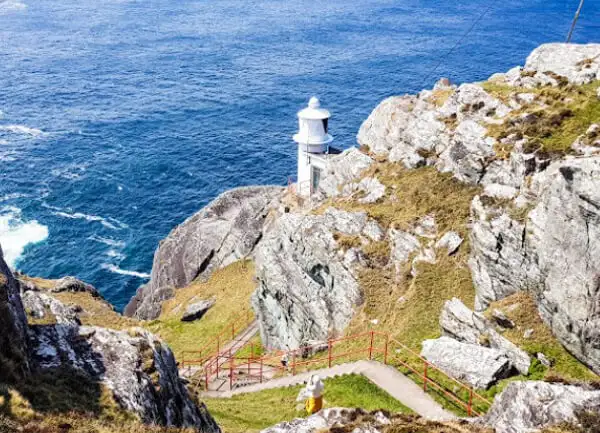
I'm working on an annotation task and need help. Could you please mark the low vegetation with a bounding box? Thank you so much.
[487,293,597,382]
[204,374,412,433]
[146,260,256,357]
[483,80,600,158]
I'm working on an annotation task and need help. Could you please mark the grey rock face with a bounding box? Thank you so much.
[421,337,512,389]
[261,408,392,433]
[126,186,284,320]
[21,290,80,325]
[479,381,600,433]
[252,208,376,349]
[469,196,534,311]
[181,298,215,322]
[0,244,30,379]
[470,156,600,374]
[524,43,600,85]
[440,298,530,375]
[29,318,219,432]
[317,148,374,198]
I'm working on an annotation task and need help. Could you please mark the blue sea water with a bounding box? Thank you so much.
[0,0,598,311]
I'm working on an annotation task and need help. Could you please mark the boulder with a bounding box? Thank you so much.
[421,337,512,389]
[125,186,284,320]
[252,208,373,349]
[440,298,530,375]
[435,231,463,255]
[181,298,215,322]
[52,276,100,296]
[479,381,600,433]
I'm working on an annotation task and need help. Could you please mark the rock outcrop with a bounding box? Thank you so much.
[0,245,30,381]
[29,320,218,431]
[421,336,512,389]
[126,186,284,320]
[479,381,600,433]
[0,243,219,432]
[440,298,530,375]
[252,208,386,349]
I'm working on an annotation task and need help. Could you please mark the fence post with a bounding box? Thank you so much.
[292,351,296,376]
[328,340,332,368]
[230,351,235,390]
[468,388,473,417]
[423,362,428,392]
[384,335,389,365]
[368,331,374,360]
[259,357,263,384]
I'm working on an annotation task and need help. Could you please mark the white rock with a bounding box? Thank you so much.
[435,231,464,255]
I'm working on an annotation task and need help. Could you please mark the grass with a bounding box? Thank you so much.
[487,293,597,382]
[146,260,256,357]
[335,164,480,234]
[483,80,600,158]
[204,374,412,433]
[428,88,455,107]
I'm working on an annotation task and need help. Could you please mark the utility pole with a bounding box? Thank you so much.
[566,0,585,43]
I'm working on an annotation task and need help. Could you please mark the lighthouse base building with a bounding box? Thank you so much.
[293,97,340,197]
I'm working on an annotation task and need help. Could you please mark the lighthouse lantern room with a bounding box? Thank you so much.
[293,97,335,197]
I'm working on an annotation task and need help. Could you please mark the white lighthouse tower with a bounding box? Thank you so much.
[293,97,334,197]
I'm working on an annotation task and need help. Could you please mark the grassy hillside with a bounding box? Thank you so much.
[205,374,412,433]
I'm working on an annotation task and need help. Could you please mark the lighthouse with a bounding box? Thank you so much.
[293,97,335,197]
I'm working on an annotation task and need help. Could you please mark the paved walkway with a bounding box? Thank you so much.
[201,359,455,421]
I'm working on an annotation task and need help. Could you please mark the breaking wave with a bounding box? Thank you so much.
[0,206,48,268]
[44,204,128,230]
[0,124,44,136]
[101,263,150,279]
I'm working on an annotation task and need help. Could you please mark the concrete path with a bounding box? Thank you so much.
[201,359,455,421]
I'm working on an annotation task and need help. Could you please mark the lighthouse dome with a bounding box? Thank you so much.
[297,97,331,121]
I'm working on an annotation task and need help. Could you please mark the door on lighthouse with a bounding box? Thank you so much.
[311,166,322,193]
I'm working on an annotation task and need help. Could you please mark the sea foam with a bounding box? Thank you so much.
[101,263,150,279]
[0,206,48,268]
[0,124,44,136]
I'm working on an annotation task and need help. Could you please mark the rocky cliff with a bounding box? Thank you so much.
[126,185,283,320]
[0,245,219,433]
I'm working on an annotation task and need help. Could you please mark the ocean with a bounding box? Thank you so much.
[0,0,598,311]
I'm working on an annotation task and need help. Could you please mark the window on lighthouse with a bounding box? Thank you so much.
[322,118,328,134]
[311,166,322,192]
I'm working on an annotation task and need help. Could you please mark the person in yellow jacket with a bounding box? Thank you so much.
[299,374,324,415]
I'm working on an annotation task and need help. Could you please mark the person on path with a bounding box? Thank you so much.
[297,374,324,415]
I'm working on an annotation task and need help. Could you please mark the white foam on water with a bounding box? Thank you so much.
[0,206,49,268]
[101,263,150,279]
[44,204,128,231]
[0,0,27,14]
[0,124,44,136]
[88,235,126,248]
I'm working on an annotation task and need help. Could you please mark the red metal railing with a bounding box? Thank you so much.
[198,330,492,416]
[180,309,254,371]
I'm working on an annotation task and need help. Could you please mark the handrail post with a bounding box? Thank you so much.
[205,368,209,390]
[230,350,235,390]
[384,335,389,365]
[216,354,220,379]
[328,339,332,368]
[368,331,374,360]
[292,351,296,376]
[259,357,263,383]
[468,387,473,416]
[423,362,428,392]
